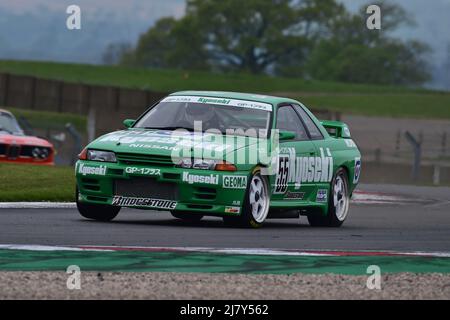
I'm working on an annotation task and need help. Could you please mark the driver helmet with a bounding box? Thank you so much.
[185,103,215,124]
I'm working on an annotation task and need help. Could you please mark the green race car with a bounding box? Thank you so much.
[75,91,361,228]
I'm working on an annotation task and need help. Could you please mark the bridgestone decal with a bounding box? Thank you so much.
[112,196,177,209]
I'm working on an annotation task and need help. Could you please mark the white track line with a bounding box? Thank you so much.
[0,191,429,209]
[1,244,449,258]
[0,202,76,209]
[352,191,429,205]
[0,244,110,252]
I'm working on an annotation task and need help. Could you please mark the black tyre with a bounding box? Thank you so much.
[307,167,350,227]
[171,211,204,222]
[76,187,120,221]
[222,169,270,228]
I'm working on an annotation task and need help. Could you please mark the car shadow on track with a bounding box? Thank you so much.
[77,217,314,229]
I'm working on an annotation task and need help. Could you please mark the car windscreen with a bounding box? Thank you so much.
[134,100,271,138]
[0,112,23,135]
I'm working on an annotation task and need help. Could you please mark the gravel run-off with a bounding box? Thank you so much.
[1,271,449,300]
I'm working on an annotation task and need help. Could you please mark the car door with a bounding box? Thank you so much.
[292,103,335,202]
[271,104,317,202]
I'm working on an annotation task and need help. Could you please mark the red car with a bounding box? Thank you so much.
[0,109,54,165]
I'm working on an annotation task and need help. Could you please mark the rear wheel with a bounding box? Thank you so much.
[223,170,270,228]
[76,187,120,221]
[307,167,349,227]
[171,211,204,222]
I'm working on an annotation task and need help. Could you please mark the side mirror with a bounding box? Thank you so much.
[123,119,135,128]
[279,131,296,141]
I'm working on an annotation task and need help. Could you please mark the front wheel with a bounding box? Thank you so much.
[223,170,270,228]
[308,167,350,227]
[76,187,120,221]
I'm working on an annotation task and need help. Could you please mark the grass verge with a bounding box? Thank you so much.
[0,60,427,94]
[1,60,449,119]
[6,107,87,133]
[0,163,74,202]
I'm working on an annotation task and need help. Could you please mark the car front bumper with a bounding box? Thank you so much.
[75,160,250,216]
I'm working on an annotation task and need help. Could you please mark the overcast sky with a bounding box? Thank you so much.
[0,0,449,88]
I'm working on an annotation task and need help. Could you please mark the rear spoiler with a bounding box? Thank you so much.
[320,120,351,138]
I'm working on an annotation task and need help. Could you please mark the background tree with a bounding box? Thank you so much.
[121,0,431,86]
[306,2,430,85]
[122,0,344,74]
[102,42,132,65]
[444,43,450,90]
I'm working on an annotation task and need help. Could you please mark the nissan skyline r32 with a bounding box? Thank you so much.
[75,91,361,228]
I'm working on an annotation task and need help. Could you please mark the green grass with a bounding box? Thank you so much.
[7,107,87,133]
[0,163,74,201]
[300,93,450,119]
[0,60,432,94]
[1,59,449,119]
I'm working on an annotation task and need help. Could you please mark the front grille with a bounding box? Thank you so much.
[7,145,20,159]
[0,144,52,159]
[115,177,178,200]
[81,178,100,191]
[20,145,52,158]
[187,204,213,210]
[86,196,108,202]
[116,153,175,167]
[19,145,36,157]
[193,187,217,200]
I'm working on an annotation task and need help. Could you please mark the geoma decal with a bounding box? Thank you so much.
[223,175,248,189]
[275,147,333,194]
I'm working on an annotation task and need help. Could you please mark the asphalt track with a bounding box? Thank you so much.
[0,184,449,252]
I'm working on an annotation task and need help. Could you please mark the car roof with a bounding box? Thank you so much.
[0,108,13,115]
[170,91,301,107]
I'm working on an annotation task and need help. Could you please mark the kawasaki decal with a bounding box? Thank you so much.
[182,172,219,185]
[274,147,333,194]
[78,163,106,176]
[161,95,273,112]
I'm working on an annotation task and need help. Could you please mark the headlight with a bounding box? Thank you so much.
[192,159,217,170]
[176,158,236,171]
[87,150,116,162]
[31,147,50,159]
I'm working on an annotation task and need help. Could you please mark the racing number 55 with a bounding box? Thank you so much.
[275,155,289,194]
